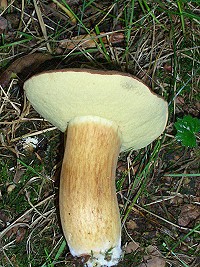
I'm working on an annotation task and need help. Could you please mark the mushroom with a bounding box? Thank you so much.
[24,69,168,267]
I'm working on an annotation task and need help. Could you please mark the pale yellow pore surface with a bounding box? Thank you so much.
[59,116,122,263]
[24,69,168,151]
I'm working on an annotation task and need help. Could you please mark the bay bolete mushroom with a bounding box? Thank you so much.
[24,69,168,267]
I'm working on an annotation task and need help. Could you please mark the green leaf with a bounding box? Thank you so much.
[174,115,200,148]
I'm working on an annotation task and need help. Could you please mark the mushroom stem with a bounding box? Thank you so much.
[59,116,122,266]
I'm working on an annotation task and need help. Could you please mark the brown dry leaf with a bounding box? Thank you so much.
[163,63,172,72]
[175,96,185,105]
[178,204,200,226]
[117,160,127,173]
[170,195,184,205]
[5,13,20,29]
[6,224,19,238]
[6,225,28,243]
[0,16,8,33]
[5,214,31,240]
[139,245,166,267]
[0,53,52,87]
[0,0,7,10]
[125,241,140,254]
[0,210,10,228]
[15,227,27,243]
[13,166,25,184]
[60,33,97,49]
[59,32,124,50]
[126,219,138,230]
[195,101,200,112]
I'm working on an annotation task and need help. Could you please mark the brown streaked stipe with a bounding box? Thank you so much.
[60,117,121,257]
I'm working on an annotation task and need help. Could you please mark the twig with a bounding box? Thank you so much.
[33,0,52,53]
[10,126,57,142]
[133,203,200,234]
[0,194,55,239]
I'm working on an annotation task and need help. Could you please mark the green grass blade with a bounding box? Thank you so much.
[139,0,167,30]
[177,0,186,34]
[164,173,200,177]
[17,159,44,178]
[94,25,111,62]
[171,223,200,252]
[41,240,66,267]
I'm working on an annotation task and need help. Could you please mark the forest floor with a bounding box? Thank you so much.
[0,1,199,267]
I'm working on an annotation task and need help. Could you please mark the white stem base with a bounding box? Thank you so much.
[84,245,122,267]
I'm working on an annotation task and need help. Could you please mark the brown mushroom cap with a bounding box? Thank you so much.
[24,69,168,151]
